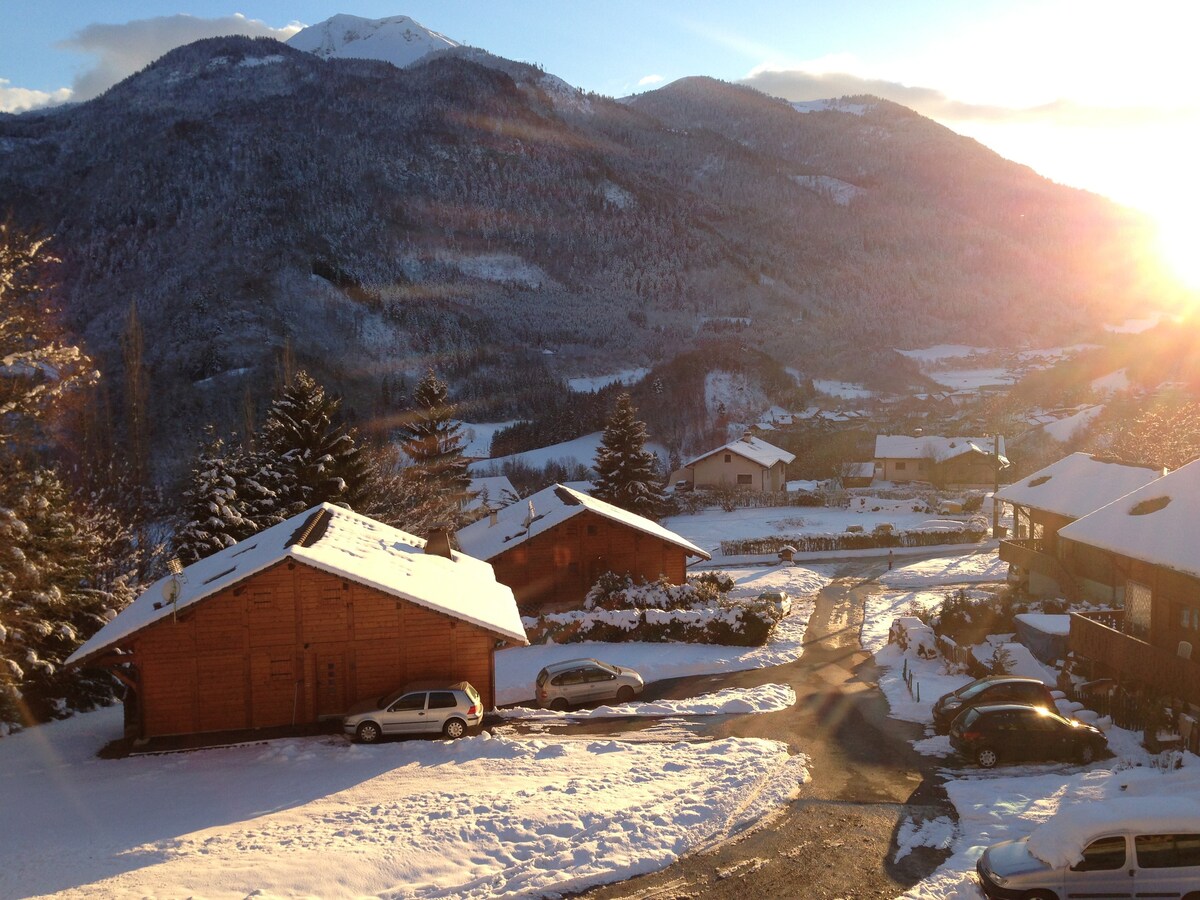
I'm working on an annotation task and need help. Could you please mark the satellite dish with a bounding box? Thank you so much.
[162,578,181,603]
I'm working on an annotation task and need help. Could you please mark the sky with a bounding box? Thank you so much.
[2,1,1198,285]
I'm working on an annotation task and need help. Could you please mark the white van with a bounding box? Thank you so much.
[976,799,1200,900]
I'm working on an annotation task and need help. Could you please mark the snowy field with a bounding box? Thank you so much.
[0,706,808,899]
[662,503,965,557]
[566,368,648,392]
[469,430,668,473]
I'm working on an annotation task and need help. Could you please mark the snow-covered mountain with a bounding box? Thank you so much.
[286,13,459,67]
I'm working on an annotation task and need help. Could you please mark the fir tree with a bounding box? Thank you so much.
[397,369,470,526]
[592,393,665,520]
[259,370,372,514]
[173,428,255,564]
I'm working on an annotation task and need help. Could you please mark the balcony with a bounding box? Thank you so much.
[999,538,1079,601]
[1069,610,1200,706]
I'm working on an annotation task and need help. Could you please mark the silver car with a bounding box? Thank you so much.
[535,658,644,710]
[343,681,483,743]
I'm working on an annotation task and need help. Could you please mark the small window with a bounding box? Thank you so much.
[737,474,753,485]
[896,461,907,471]
[724,454,732,463]
[1072,836,1126,871]
[390,693,426,712]
[587,524,598,536]
[427,692,458,710]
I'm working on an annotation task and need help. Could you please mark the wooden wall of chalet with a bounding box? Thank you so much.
[488,510,688,615]
[938,453,998,487]
[132,559,498,738]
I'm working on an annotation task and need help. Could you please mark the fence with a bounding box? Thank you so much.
[719,526,986,558]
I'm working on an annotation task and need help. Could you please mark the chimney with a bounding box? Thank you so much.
[489,508,498,527]
[424,528,453,559]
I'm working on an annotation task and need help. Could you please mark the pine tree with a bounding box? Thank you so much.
[259,370,371,514]
[592,393,666,520]
[173,428,256,564]
[397,369,470,526]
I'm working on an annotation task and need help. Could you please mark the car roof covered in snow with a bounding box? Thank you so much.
[996,452,1164,519]
[456,483,710,563]
[1026,797,1200,868]
[68,503,527,666]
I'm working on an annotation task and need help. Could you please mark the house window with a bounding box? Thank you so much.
[896,461,907,471]
[1182,606,1200,631]
[1125,580,1152,640]
[918,460,928,470]
[737,474,753,485]
[724,454,732,463]
[587,524,598,536]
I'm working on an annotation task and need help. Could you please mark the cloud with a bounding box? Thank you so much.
[637,74,664,87]
[0,79,72,113]
[58,13,304,102]
[740,68,1182,128]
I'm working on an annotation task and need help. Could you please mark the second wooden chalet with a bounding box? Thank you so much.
[455,483,711,615]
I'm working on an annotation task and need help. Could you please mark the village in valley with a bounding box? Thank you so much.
[3,7,1200,900]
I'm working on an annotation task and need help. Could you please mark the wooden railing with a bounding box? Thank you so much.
[999,538,1080,601]
[1069,610,1200,706]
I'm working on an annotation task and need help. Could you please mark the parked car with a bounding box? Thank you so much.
[536,658,644,710]
[932,675,1057,734]
[948,703,1106,768]
[976,802,1200,899]
[343,681,483,743]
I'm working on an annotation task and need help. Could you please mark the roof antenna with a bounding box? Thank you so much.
[163,557,186,622]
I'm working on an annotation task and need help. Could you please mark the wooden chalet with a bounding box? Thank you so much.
[67,504,526,740]
[455,484,711,615]
[873,434,1006,488]
[1056,459,1200,709]
[997,452,1164,599]
[684,435,795,492]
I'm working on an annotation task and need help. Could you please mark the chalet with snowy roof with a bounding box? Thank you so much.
[68,504,526,740]
[1057,459,1200,709]
[683,435,795,492]
[873,434,1006,488]
[997,453,1165,599]
[455,484,710,615]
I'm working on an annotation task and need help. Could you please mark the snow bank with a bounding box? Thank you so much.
[499,683,796,720]
[878,549,1006,587]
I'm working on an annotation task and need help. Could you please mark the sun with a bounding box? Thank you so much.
[1155,213,1200,294]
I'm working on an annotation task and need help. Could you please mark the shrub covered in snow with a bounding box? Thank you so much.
[523,573,785,646]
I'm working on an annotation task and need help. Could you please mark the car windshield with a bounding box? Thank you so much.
[957,680,995,700]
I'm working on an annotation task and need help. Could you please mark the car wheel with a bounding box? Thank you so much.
[616,686,636,703]
[442,718,467,740]
[550,698,569,712]
[356,721,382,744]
[976,746,999,768]
[1023,890,1058,900]
[1077,742,1096,765]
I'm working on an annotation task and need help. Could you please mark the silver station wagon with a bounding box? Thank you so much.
[535,658,644,710]
[343,681,483,743]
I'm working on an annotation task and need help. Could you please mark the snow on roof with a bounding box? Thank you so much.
[456,484,710,563]
[874,434,1004,463]
[996,452,1163,519]
[1014,613,1071,636]
[1026,797,1200,868]
[69,504,527,666]
[465,475,518,512]
[684,435,795,469]
[1058,457,1200,578]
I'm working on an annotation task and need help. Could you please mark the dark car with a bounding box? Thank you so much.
[932,675,1056,734]
[948,703,1107,768]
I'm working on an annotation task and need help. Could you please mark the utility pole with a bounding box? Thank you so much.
[992,433,1003,537]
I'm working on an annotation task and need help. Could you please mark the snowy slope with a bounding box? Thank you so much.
[287,14,459,67]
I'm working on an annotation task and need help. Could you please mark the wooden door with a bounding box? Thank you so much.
[315,650,347,718]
